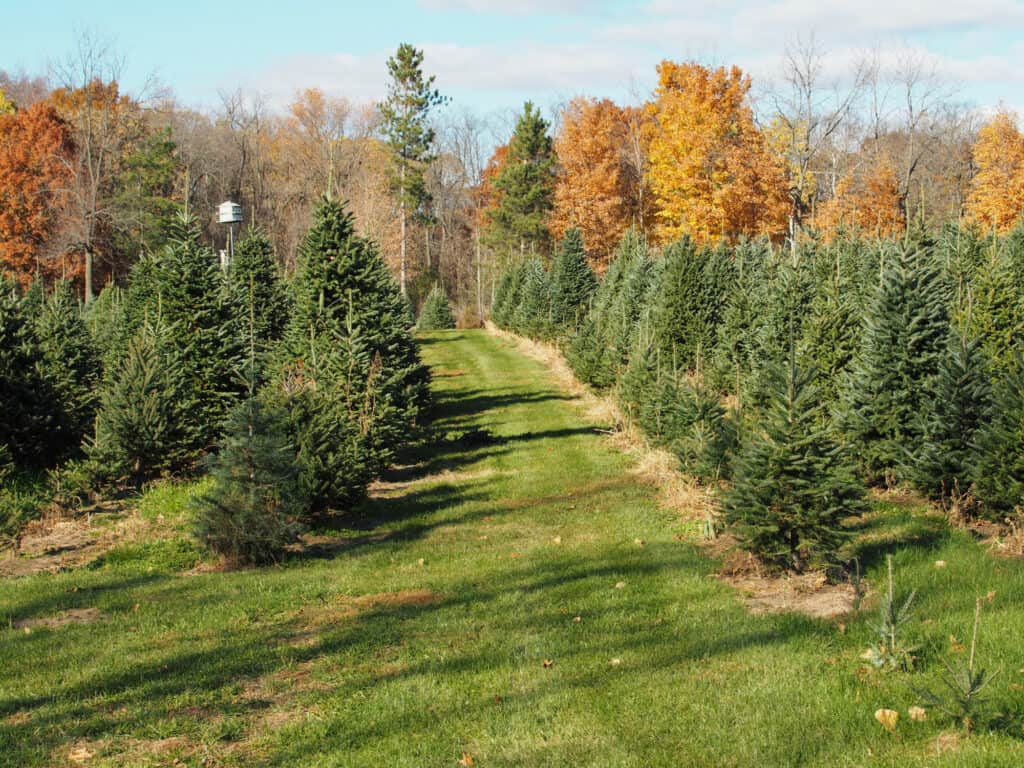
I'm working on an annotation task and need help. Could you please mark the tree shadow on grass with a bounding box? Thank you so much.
[0,540,820,766]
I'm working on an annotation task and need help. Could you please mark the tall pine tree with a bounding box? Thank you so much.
[549,228,597,332]
[486,102,556,256]
[379,43,448,297]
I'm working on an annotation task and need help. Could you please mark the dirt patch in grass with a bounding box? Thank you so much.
[433,368,468,378]
[1,503,175,578]
[58,736,195,766]
[13,607,104,630]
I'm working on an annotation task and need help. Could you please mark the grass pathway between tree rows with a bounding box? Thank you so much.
[1,329,1023,766]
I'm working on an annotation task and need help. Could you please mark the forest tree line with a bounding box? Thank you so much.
[2,37,1023,317]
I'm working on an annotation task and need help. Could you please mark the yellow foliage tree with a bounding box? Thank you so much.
[551,97,647,268]
[816,154,905,240]
[645,61,788,244]
[967,111,1024,233]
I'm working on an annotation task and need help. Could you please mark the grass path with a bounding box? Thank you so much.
[1,329,1023,766]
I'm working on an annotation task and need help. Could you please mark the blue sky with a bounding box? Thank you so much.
[5,0,1024,121]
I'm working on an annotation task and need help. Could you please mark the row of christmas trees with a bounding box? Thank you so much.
[0,199,428,563]
[492,224,1024,572]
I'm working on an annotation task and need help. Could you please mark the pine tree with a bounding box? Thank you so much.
[512,257,554,339]
[193,391,308,565]
[566,229,644,386]
[35,280,102,460]
[973,353,1024,518]
[490,263,524,329]
[652,238,735,374]
[417,283,456,330]
[724,352,867,572]
[226,228,289,349]
[93,318,195,480]
[486,102,556,255]
[549,228,597,332]
[841,244,950,485]
[909,329,992,504]
[379,43,448,297]
[967,247,1024,375]
[84,282,123,365]
[0,280,56,468]
[279,198,426,512]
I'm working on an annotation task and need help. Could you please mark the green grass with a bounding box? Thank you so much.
[1,329,1023,766]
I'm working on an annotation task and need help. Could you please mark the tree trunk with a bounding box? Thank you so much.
[84,249,93,304]
[399,164,408,297]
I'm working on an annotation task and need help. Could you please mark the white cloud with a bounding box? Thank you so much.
[254,1,1024,115]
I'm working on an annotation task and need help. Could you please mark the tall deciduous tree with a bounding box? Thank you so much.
[551,97,638,268]
[816,154,905,239]
[486,102,556,257]
[646,61,788,244]
[0,103,74,284]
[379,43,448,297]
[966,110,1024,234]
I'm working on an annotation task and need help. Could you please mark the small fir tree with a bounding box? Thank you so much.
[0,280,56,468]
[973,353,1024,518]
[909,329,992,504]
[549,228,597,331]
[417,283,456,330]
[92,318,195,480]
[512,257,554,340]
[226,228,289,348]
[35,280,102,460]
[724,351,867,572]
[841,244,950,485]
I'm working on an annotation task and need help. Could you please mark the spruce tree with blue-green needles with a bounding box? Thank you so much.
[549,228,597,332]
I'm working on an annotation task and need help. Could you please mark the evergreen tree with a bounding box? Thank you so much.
[93,318,195,479]
[710,239,771,399]
[841,244,950,485]
[0,280,56,467]
[724,353,867,572]
[378,43,448,297]
[967,248,1024,374]
[35,280,101,460]
[490,263,524,329]
[799,254,861,408]
[486,102,556,255]
[909,329,992,503]
[226,228,289,349]
[193,391,308,565]
[549,228,597,331]
[973,353,1024,518]
[652,238,735,375]
[417,283,456,330]
[84,282,123,365]
[279,198,426,512]
[512,257,554,339]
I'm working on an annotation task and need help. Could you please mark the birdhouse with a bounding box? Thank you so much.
[217,200,243,224]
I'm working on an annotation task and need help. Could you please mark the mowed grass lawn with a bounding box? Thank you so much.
[2,329,1023,767]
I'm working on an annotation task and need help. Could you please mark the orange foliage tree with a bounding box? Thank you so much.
[0,103,75,284]
[477,143,509,228]
[645,61,788,244]
[551,97,647,268]
[816,154,905,239]
[966,111,1024,233]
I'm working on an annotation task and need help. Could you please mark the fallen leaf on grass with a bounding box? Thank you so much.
[610,658,621,666]
[552,536,562,545]
[934,560,947,568]
[543,659,554,668]
[987,590,997,603]
[949,635,966,653]
[572,616,582,623]
[875,709,899,731]
[614,581,626,589]
[417,558,425,566]
[458,753,474,766]
[909,706,927,722]
[634,538,646,546]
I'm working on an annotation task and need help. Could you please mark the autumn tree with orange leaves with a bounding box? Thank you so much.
[966,110,1024,233]
[0,103,75,284]
[645,61,788,245]
[551,97,650,269]
[816,154,905,239]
